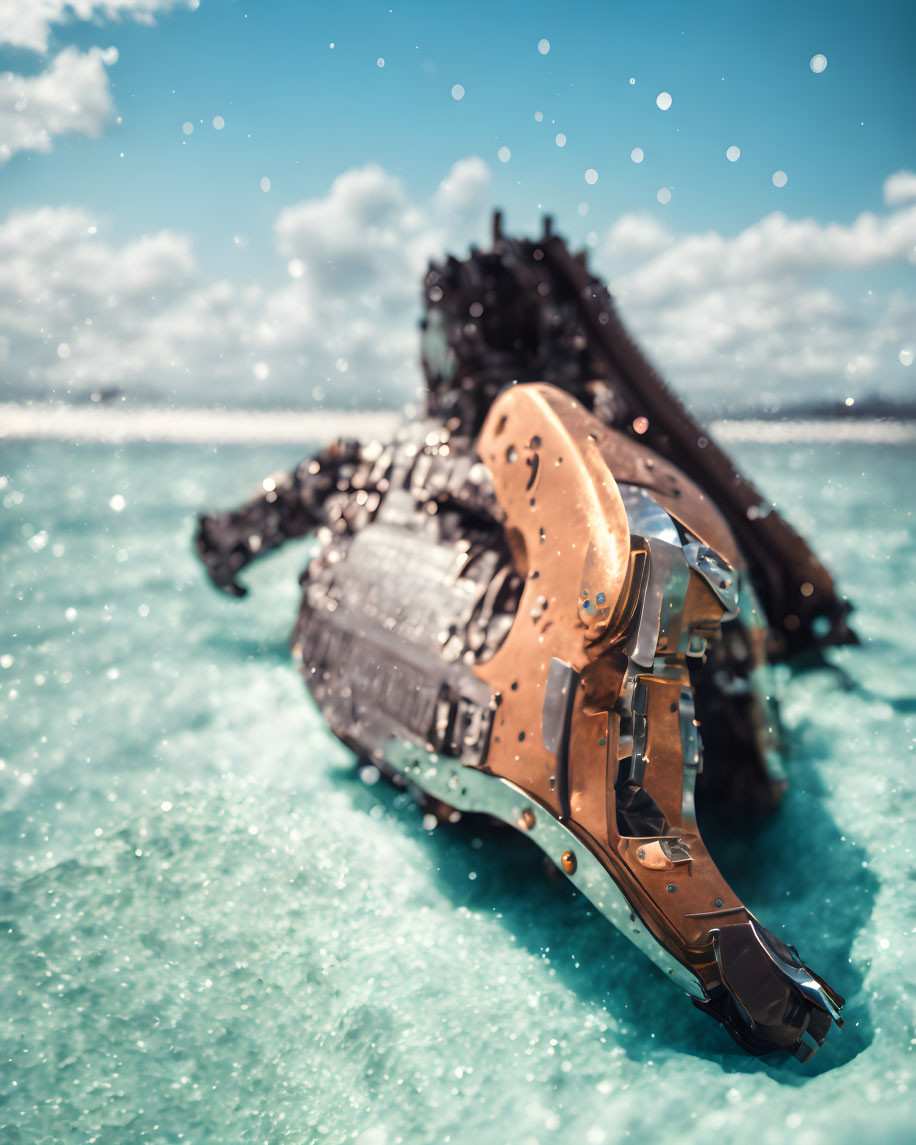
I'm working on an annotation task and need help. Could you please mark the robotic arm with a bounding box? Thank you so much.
[195,439,362,596]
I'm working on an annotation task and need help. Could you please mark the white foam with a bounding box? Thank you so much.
[1,403,913,446]
[0,403,401,445]
[711,418,916,444]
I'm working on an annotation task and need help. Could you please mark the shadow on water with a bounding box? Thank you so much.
[693,739,877,1078]
[331,729,876,1082]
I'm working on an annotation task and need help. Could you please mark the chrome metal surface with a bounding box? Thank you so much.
[626,537,690,666]
[678,688,702,827]
[618,483,681,544]
[541,658,579,755]
[684,541,739,620]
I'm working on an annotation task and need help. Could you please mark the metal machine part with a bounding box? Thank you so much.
[195,218,851,1061]
[467,383,843,1060]
[422,213,857,659]
[196,387,844,1059]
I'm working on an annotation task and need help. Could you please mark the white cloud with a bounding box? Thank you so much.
[260,158,491,401]
[884,170,916,207]
[0,158,492,406]
[0,0,195,53]
[599,199,916,406]
[0,0,198,163]
[274,163,435,298]
[0,162,911,413]
[435,155,491,220]
[0,45,118,164]
[0,205,194,323]
[610,207,916,308]
[603,213,674,263]
[0,204,210,397]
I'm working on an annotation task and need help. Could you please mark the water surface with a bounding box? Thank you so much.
[1,439,913,1144]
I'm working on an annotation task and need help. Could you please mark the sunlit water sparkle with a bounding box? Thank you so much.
[1,440,914,1144]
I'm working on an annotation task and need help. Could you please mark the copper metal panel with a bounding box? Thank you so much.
[473,382,755,990]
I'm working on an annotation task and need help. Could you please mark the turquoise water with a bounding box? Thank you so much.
[1,440,914,1145]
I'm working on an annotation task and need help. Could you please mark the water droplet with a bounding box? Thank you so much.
[57,342,71,359]
[656,91,672,111]
[182,121,194,135]
[657,187,671,204]
[537,38,551,55]
[109,494,126,512]
[498,146,511,163]
[584,168,598,185]
[260,176,271,192]
[287,258,305,278]
[253,361,269,382]
[212,115,225,130]
[772,170,788,188]
[810,54,827,74]
[377,57,385,68]
[630,147,644,163]
[899,348,913,366]
[555,132,567,148]
[726,145,741,162]
[451,83,465,100]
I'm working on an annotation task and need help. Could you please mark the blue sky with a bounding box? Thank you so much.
[0,0,913,409]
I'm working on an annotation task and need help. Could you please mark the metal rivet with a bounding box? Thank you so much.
[715,898,723,908]
[667,884,677,893]
[637,848,646,860]
[516,808,536,831]
[561,851,577,875]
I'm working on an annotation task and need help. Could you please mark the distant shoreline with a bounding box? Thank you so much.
[1,401,914,446]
